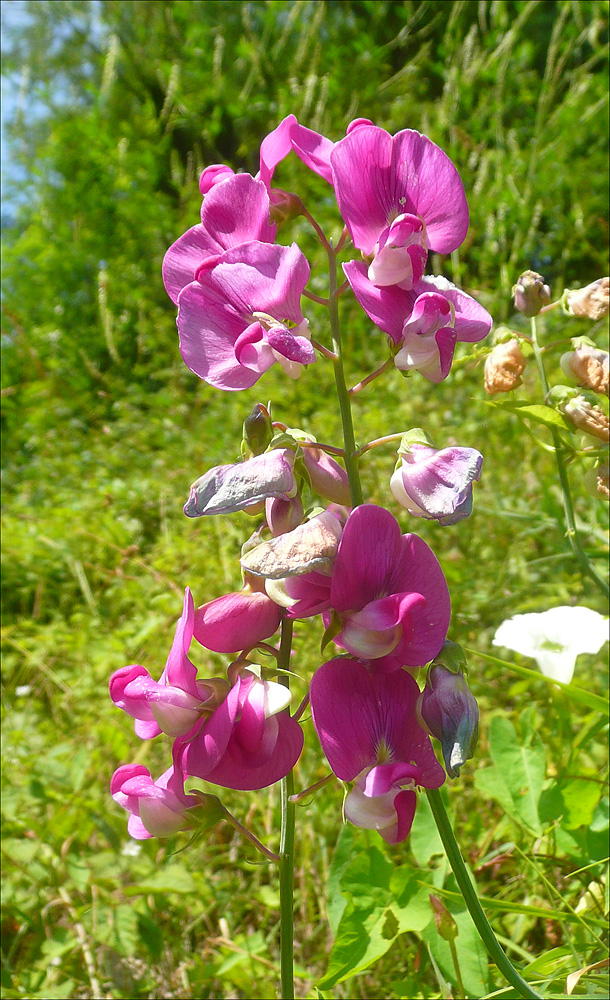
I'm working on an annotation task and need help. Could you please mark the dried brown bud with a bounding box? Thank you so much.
[484,339,527,394]
[564,396,610,443]
[512,270,551,317]
[566,278,609,321]
[584,463,610,501]
[560,345,609,396]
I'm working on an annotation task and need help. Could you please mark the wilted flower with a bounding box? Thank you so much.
[512,270,551,317]
[493,606,609,683]
[310,658,445,843]
[484,338,527,394]
[417,653,479,778]
[563,395,609,443]
[184,449,297,517]
[566,277,609,320]
[390,430,483,525]
[583,462,610,501]
[560,343,609,396]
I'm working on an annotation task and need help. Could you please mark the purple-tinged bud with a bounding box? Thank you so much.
[302,445,351,505]
[560,343,609,397]
[429,895,458,943]
[484,338,527,394]
[242,403,274,457]
[417,654,479,779]
[265,493,305,536]
[390,429,482,525]
[566,277,609,320]
[512,270,551,317]
[184,449,297,517]
[584,462,610,501]
[268,188,305,226]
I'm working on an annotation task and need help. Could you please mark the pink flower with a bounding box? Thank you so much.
[177,241,314,390]
[110,588,229,739]
[258,115,373,190]
[390,440,483,525]
[180,663,303,791]
[285,505,450,670]
[344,268,492,382]
[193,578,282,654]
[163,173,275,305]
[331,126,468,290]
[111,752,203,840]
[310,658,445,843]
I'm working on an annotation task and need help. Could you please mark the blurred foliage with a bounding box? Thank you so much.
[1,1,609,998]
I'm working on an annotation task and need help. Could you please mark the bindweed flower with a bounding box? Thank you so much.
[110,588,229,739]
[390,429,483,525]
[162,174,276,305]
[484,338,527,394]
[493,606,609,683]
[179,660,303,790]
[193,575,282,654]
[512,270,551,317]
[344,268,491,382]
[560,343,609,397]
[566,277,609,320]
[184,449,297,518]
[177,241,314,390]
[284,505,451,670]
[310,658,445,843]
[331,124,469,289]
[417,654,479,779]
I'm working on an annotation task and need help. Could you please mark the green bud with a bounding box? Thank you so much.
[242,403,273,458]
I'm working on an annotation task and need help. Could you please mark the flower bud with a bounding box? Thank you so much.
[563,395,609,443]
[566,277,609,321]
[512,270,551,317]
[560,344,609,396]
[268,188,305,226]
[302,445,351,506]
[242,403,273,457]
[583,462,610,501]
[265,493,304,536]
[429,895,459,943]
[484,339,526,394]
[417,659,479,779]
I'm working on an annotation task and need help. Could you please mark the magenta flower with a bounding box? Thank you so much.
[183,449,297,517]
[199,163,235,195]
[390,439,483,525]
[331,125,468,290]
[193,578,282,655]
[287,504,450,670]
[110,588,229,739]
[180,664,303,791]
[258,115,374,190]
[301,443,351,506]
[162,173,275,305]
[177,241,314,390]
[111,749,203,840]
[344,267,492,382]
[310,658,445,843]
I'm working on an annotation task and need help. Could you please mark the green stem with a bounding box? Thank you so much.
[327,244,363,506]
[530,317,609,599]
[426,789,543,1000]
[278,616,295,1000]
[448,937,466,999]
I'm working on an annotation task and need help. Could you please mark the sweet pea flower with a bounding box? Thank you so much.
[183,449,297,518]
[177,241,314,390]
[193,575,282,654]
[310,658,445,843]
[284,505,451,670]
[344,268,492,382]
[111,759,205,840]
[180,662,303,791]
[390,431,483,525]
[332,125,469,290]
[110,588,229,739]
[493,606,609,684]
[163,173,276,305]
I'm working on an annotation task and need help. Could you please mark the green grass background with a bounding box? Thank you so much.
[1,2,608,997]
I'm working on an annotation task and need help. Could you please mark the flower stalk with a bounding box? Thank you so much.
[278,615,296,1000]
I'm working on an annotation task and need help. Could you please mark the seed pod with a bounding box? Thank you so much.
[484,338,526,394]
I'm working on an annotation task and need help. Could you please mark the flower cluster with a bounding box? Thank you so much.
[111,115,489,846]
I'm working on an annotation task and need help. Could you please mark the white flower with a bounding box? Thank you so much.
[493,606,608,683]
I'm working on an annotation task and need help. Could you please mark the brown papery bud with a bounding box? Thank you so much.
[512,270,551,317]
[566,277,609,321]
[484,339,526,394]
[564,396,610,443]
[584,463,610,501]
[562,345,609,396]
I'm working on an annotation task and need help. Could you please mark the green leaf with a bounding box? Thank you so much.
[389,867,435,933]
[489,715,546,834]
[318,898,398,989]
[326,824,357,935]
[483,400,573,432]
[338,845,393,910]
[123,864,196,895]
[560,779,603,830]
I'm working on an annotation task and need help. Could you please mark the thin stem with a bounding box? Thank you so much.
[301,205,332,251]
[298,438,345,457]
[278,616,295,1000]
[426,789,543,1000]
[530,316,609,599]
[327,244,363,506]
[292,692,310,723]
[538,298,563,314]
[448,937,466,999]
[310,337,338,361]
[355,431,406,457]
[349,357,394,395]
[221,809,281,863]
[289,773,334,803]
[303,289,329,306]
